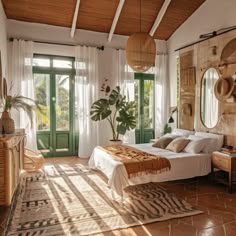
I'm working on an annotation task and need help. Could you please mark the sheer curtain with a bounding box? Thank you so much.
[9,39,37,150]
[75,46,99,157]
[117,50,135,144]
[154,54,170,137]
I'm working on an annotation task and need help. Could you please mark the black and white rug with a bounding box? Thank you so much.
[5,164,202,235]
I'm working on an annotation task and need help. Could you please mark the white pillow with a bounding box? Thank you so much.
[183,135,211,153]
[163,133,181,139]
[171,128,195,137]
[194,132,224,153]
[187,135,203,141]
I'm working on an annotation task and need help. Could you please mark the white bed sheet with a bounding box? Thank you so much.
[89,143,211,199]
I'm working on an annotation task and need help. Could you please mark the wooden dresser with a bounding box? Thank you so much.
[0,129,25,206]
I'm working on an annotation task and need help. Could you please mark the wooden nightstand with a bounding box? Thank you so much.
[211,151,236,193]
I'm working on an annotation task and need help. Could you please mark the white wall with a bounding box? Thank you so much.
[167,0,236,106]
[7,19,167,54]
[7,19,127,49]
[0,1,7,79]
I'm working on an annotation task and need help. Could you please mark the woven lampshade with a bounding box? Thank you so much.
[126,32,156,72]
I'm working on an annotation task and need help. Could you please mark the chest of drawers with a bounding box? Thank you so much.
[0,130,24,205]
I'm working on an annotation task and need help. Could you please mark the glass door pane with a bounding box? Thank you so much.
[34,73,50,131]
[55,75,70,131]
[53,59,73,69]
[143,80,154,129]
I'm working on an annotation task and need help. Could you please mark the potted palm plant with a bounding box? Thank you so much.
[0,79,41,134]
[90,86,136,144]
[0,95,41,134]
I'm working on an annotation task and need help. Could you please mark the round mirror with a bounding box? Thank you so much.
[201,68,219,128]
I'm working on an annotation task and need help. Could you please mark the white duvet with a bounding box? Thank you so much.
[88,143,211,199]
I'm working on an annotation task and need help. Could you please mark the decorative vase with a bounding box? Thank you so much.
[109,140,123,145]
[0,111,15,134]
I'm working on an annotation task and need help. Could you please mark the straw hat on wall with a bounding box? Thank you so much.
[214,76,235,102]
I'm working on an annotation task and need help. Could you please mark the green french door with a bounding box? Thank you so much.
[33,55,78,157]
[135,73,155,143]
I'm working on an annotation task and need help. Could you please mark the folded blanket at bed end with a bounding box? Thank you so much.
[97,145,171,178]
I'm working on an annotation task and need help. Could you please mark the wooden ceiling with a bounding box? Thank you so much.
[2,0,206,40]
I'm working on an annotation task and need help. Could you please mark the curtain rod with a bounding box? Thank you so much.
[8,37,105,50]
[175,26,236,52]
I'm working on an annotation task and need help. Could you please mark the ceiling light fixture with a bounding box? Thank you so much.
[126,0,156,72]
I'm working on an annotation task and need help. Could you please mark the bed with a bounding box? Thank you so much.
[89,143,212,200]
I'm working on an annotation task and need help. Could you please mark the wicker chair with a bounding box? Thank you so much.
[24,148,44,172]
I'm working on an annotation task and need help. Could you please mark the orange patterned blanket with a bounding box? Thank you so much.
[98,145,171,178]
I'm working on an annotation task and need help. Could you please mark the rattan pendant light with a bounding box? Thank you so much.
[126,0,156,72]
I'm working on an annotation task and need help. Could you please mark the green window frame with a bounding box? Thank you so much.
[134,72,155,143]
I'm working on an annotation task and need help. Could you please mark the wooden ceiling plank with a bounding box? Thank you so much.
[108,0,125,42]
[149,0,172,36]
[2,0,206,40]
[76,0,120,34]
[154,0,206,40]
[70,0,81,38]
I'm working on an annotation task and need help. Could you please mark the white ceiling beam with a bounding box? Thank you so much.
[70,0,81,38]
[149,0,171,37]
[108,0,125,42]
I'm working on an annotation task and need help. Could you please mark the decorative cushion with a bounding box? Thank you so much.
[171,128,195,137]
[194,132,224,153]
[166,138,190,153]
[183,135,211,153]
[152,137,173,149]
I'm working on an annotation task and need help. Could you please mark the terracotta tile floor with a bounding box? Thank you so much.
[1,157,236,236]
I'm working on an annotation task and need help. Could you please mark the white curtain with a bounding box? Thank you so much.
[154,54,170,137]
[117,50,135,144]
[75,46,99,157]
[9,39,37,151]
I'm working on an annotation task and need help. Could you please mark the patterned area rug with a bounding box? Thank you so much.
[5,164,202,236]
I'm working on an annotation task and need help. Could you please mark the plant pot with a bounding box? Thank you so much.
[109,140,123,145]
[0,111,15,134]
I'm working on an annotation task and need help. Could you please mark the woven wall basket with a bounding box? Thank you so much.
[0,111,15,134]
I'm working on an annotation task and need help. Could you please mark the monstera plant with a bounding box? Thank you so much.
[90,86,136,141]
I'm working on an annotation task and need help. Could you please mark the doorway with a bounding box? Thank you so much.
[33,55,78,157]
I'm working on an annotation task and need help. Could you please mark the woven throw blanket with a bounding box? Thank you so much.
[98,145,171,178]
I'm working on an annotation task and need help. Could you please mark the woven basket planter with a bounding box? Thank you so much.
[0,111,15,134]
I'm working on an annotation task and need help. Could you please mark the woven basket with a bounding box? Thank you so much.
[126,32,156,72]
[0,111,15,134]
[24,148,44,172]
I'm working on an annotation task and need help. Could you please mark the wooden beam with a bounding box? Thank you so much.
[70,0,81,38]
[108,0,125,42]
[149,0,171,37]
